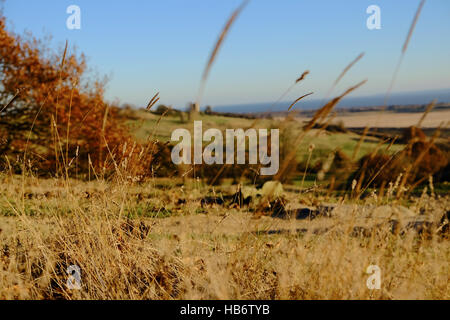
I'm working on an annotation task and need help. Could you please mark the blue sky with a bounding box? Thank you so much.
[3,0,450,109]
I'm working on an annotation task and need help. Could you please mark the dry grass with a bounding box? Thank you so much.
[288,92,314,112]
[334,53,365,87]
[0,175,448,300]
[195,0,250,111]
[146,92,160,112]
[383,0,426,111]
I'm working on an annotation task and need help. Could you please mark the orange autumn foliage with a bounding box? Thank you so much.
[0,13,136,176]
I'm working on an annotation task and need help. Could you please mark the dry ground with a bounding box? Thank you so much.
[0,176,448,300]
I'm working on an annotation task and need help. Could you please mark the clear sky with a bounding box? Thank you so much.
[3,0,450,109]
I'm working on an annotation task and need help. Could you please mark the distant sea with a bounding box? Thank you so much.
[212,88,450,114]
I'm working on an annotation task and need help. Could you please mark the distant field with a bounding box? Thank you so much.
[297,110,450,128]
[124,109,404,163]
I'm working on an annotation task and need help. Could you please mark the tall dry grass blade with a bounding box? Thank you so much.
[314,112,337,137]
[301,144,315,189]
[52,115,68,171]
[271,70,310,112]
[397,121,446,199]
[334,52,365,86]
[276,80,367,181]
[201,0,249,83]
[403,0,426,54]
[195,0,250,111]
[101,105,110,133]
[60,40,68,71]
[50,40,69,173]
[71,102,97,132]
[146,92,160,111]
[295,70,310,84]
[352,126,370,160]
[322,53,364,103]
[65,84,76,179]
[357,149,402,199]
[384,0,426,106]
[417,99,436,128]
[142,107,172,166]
[385,136,398,153]
[55,40,69,122]
[305,80,367,131]
[287,92,314,112]
[99,104,110,168]
[0,88,20,113]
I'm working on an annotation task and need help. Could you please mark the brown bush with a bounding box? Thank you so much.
[399,126,427,144]
[0,13,132,176]
[407,140,448,181]
[349,140,448,190]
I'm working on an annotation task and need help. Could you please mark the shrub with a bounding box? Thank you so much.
[204,105,213,115]
[348,140,448,190]
[399,126,426,144]
[0,13,129,176]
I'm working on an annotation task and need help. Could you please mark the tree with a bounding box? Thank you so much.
[0,13,128,175]
[204,105,212,115]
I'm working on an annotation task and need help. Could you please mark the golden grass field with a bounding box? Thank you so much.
[1,111,449,299]
[0,174,448,300]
